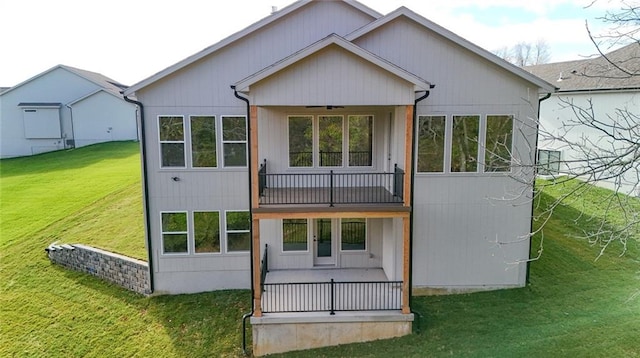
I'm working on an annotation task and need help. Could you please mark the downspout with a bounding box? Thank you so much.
[231,85,254,356]
[122,94,154,294]
[409,84,435,333]
[65,104,76,149]
[526,91,552,284]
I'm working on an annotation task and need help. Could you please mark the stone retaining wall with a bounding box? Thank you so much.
[46,243,150,295]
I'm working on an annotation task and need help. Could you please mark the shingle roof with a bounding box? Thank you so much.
[525,43,640,92]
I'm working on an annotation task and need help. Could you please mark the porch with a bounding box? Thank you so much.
[262,268,403,314]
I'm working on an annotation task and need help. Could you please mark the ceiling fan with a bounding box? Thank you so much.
[305,105,345,110]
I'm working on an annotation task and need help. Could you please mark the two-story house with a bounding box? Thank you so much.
[123,1,555,355]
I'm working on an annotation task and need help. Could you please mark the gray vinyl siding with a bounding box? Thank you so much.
[250,46,415,106]
[354,16,540,289]
[136,2,376,294]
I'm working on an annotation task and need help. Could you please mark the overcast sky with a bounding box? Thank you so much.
[0,0,624,87]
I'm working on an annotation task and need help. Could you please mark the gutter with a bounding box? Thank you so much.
[122,94,155,294]
[526,91,552,284]
[64,104,77,149]
[231,85,254,356]
[409,84,435,332]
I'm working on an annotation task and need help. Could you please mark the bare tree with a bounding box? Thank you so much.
[494,40,551,66]
[529,1,640,259]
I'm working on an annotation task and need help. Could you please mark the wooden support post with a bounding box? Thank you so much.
[402,216,411,314]
[252,218,262,317]
[403,105,414,207]
[250,105,259,209]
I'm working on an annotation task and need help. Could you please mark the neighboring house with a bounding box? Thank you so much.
[123,0,554,355]
[0,65,138,158]
[526,43,640,196]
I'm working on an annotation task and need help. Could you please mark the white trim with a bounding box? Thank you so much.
[160,211,189,255]
[345,7,556,93]
[224,210,251,254]
[158,115,186,169]
[221,115,248,168]
[192,210,222,255]
[189,115,218,169]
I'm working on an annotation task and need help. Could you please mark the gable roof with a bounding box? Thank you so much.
[525,43,640,92]
[124,0,381,96]
[346,6,557,93]
[234,34,431,92]
[0,64,128,97]
[66,88,132,106]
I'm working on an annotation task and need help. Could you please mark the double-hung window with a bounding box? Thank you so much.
[161,212,188,254]
[159,116,185,167]
[226,211,250,252]
[222,116,247,167]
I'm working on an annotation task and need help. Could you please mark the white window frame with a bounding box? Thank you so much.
[287,115,314,168]
[192,210,221,255]
[346,114,375,168]
[160,211,189,255]
[189,115,218,169]
[221,115,247,168]
[416,114,447,174]
[158,115,186,169]
[225,210,251,253]
[482,114,515,173]
[281,218,310,253]
[449,114,481,174]
[538,149,562,175]
[339,218,368,252]
[317,114,345,168]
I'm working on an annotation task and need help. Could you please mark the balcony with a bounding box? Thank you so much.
[257,159,405,206]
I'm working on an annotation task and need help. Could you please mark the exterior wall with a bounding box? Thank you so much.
[135,2,377,294]
[354,16,540,290]
[46,243,150,295]
[249,46,415,106]
[71,91,138,148]
[0,68,100,158]
[539,90,640,197]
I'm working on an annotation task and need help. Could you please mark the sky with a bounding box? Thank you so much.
[0,0,626,87]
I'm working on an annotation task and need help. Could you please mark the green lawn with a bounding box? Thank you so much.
[1,142,638,357]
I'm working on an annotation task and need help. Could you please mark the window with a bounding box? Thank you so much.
[226,211,250,252]
[190,116,216,167]
[348,115,373,166]
[538,149,561,175]
[161,212,188,254]
[222,116,247,167]
[341,218,366,251]
[451,115,480,172]
[319,115,343,167]
[194,211,220,253]
[159,116,185,167]
[417,115,446,172]
[288,116,313,167]
[484,115,514,172]
[282,219,307,251]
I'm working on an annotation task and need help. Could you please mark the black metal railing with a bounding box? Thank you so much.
[260,244,268,293]
[262,279,403,314]
[258,159,267,197]
[393,164,404,199]
[289,151,372,167]
[258,164,404,206]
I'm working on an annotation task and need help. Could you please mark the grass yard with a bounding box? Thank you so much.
[1,142,638,357]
